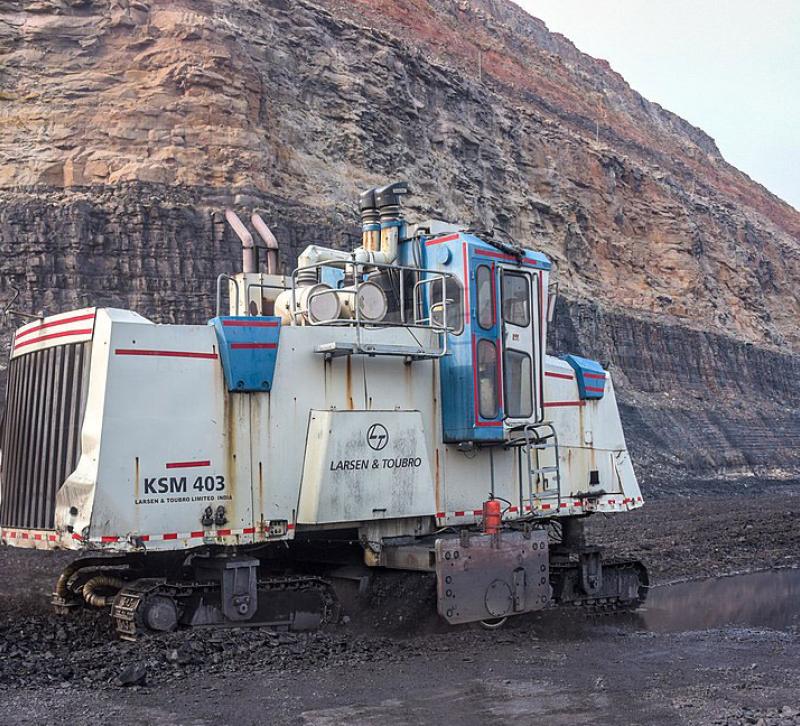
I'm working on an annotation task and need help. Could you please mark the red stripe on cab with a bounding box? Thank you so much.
[545,371,575,380]
[229,343,277,350]
[14,328,94,351]
[14,312,95,341]
[425,233,460,246]
[166,460,211,470]
[222,320,279,328]
[115,349,218,360]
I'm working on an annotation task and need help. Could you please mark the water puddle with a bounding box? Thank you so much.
[642,568,800,632]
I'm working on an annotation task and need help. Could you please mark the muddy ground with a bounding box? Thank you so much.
[1,486,799,725]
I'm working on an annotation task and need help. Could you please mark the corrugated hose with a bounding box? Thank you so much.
[82,575,125,608]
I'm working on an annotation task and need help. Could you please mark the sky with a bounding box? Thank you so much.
[515,0,800,211]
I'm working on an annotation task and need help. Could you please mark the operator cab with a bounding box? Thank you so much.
[409,228,552,444]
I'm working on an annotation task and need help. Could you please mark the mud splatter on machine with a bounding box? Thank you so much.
[0,183,647,636]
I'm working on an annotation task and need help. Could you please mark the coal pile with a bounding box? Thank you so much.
[0,611,423,691]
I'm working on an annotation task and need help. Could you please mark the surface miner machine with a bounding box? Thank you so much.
[0,182,647,637]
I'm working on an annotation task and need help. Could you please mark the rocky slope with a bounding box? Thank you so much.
[1,0,798,491]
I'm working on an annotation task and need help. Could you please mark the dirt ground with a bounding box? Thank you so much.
[1,486,799,726]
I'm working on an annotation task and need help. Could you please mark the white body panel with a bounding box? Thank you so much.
[1,306,642,551]
[298,410,435,524]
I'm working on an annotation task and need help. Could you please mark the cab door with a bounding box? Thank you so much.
[500,268,542,425]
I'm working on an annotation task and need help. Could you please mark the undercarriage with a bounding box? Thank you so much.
[51,517,648,640]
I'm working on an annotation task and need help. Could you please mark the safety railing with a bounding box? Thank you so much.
[215,274,240,318]
[291,259,457,360]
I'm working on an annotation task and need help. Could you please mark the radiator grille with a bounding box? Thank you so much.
[0,343,90,530]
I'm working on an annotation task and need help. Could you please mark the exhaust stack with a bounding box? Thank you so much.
[372,181,409,266]
[225,209,256,274]
[359,188,380,253]
[251,213,280,275]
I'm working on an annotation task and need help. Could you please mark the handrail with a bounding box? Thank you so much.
[215,274,240,318]
[290,259,457,359]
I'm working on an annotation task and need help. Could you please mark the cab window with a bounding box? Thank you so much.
[477,339,499,419]
[430,277,464,335]
[476,265,494,329]
[502,272,530,327]
[504,350,533,418]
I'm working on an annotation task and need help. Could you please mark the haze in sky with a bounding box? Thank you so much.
[516,0,800,211]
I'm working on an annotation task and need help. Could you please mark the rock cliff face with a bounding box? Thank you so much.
[1,0,798,492]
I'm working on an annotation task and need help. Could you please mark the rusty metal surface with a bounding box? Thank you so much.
[435,530,551,624]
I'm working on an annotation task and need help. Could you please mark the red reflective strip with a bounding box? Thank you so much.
[115,349,218,359]
[584,372,606,380]
[33,533,42,541]
[473,249,543,268]
[20,532,29,539]
[48,535,57,542]
[287,524,295,530]
[471,333,480,423]
[545,371,574,380]
[454,510,465,517]
[541,504,552,510]
[14,328,93,351]
[608,499,616,504]
[190,531,204,538]
[436,512,446,519]
[585,386,605,393]
[472,509,483,516]
[139,535,150,542]
[163,533,178,540]
[14,312,95,341]
[537,271,544,413]
[229,342,277,350]
[166,460,211,469]
[462,242,470,328]
[222,320,279,328]
[216,529,231,536]
[543,401,585,408]
[6,531,16,538]
[574,500,583,507]
[243,527,255,534]
[101,535,119,543]
[508,506,519,513]
[559,503,568,508]
[72,532,83,541]
[425,233,460,246]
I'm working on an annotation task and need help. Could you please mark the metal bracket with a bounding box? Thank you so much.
[193,556,259,621]
[579,549,603,596]
[435,530,551,624]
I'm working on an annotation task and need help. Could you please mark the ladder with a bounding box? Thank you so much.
[508,422,562,514]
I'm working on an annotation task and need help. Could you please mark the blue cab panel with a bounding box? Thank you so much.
[562,354,606,400]
[209,316,281,392]
[410,231,551,443]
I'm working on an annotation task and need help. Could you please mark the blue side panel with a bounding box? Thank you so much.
[562,354,606,400]
[209,316,281,392]
[320,266,344,289]
[429,234,505,442]
[420,230,553,442]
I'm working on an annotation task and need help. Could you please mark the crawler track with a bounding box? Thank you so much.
[112,575,341,641]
